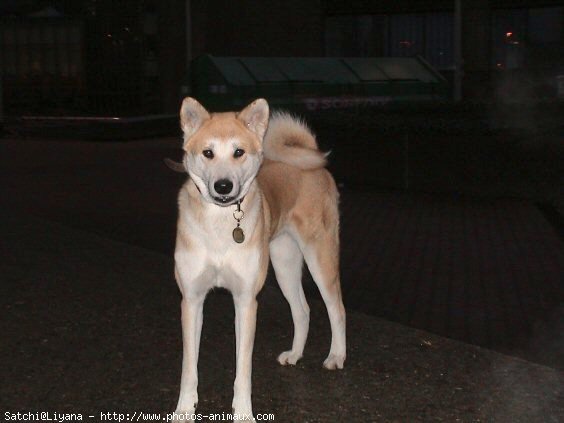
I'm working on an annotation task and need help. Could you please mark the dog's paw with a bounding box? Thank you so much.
[277,350,302,366]
[232,395,255,422]
[323,353,345,370]
[173,395,198,421]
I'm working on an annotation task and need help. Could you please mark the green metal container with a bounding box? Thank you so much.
[187,55,449,112]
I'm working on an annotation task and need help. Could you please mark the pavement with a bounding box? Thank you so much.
[337,190,564,370]
[1,135,563,421]
[1,210,562,422]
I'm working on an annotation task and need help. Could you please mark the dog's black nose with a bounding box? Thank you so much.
[214,179,233,195]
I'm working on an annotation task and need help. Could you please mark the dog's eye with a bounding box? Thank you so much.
[233,148,245,158]
[202,149,214,159]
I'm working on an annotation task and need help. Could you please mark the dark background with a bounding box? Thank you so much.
[1,0,563,116]
[0,1,563,415]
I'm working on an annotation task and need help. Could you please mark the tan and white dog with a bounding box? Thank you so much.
[173,98,346,420]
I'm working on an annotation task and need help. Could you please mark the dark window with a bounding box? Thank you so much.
[325,13,454,70]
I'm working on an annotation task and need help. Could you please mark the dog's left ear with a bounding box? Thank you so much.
[238,99,269,140]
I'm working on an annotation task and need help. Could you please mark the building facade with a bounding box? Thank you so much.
[1,0,562,116]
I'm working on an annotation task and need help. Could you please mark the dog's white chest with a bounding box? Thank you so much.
[175,199,261,293]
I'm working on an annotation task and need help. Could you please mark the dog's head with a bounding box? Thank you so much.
[178,97,269,207]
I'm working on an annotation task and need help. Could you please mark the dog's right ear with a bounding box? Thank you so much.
[180,97,210,139]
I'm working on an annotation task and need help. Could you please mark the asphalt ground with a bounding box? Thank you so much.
[1,207,562,422]
[1,133,563,421]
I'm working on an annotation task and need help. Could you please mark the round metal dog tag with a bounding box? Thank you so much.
[232,226,245,243]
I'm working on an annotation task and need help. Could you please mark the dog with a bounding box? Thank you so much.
[172,98,346,420]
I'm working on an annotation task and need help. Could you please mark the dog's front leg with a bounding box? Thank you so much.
[175,294,205,418]
[232,293,258,421]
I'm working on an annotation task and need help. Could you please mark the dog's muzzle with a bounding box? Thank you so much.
[212,179,239,206]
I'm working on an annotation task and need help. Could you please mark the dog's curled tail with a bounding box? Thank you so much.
[263,112,328,170]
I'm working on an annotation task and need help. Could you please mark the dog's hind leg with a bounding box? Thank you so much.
[270,233,310,366]
[301,232,346,370]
